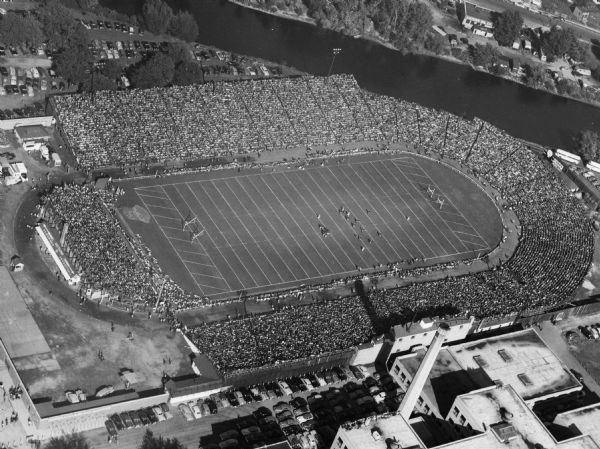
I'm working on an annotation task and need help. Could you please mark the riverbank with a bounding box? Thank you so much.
[228,0,600,110]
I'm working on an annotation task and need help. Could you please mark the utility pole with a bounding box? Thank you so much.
[327,48,342,77]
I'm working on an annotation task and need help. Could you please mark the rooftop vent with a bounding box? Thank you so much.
[490,422,518,442]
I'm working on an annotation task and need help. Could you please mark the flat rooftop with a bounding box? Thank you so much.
[455,386,600,449]
[555,404,600,444]
[462,2,495,22]
[0,267,54,359]
[450,329,581,402]
[15,124,50,140]
[398,348,488,416]
[341,414,424,449]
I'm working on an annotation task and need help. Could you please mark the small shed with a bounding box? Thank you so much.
[14,125,51,145]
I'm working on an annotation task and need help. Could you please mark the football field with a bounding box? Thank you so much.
[120,154,501,300]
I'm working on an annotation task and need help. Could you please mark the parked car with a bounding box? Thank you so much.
[110,414,125,431]
[105,419,118,436]
[159,403,173,419]
[120,412,134,429]
[178,403,194,421]
[277,380,293,396]
[151,405,166,422]
[189,401,203,419]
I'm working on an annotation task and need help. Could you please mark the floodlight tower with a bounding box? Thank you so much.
[327,48,342,77]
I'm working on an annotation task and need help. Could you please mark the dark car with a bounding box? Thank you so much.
[105,419,118,436]
[120,411,134,429]
[252,406,272,420]
[110,414,125,431]
[129,410,142,427]
[290,397,307,409]
[19,85,27,95]
[0,67,8,77]
[138,409,151,426]
[333,367,347,381]
[145,407,159,424]
[205,398,218,414]
[226,391,239,407]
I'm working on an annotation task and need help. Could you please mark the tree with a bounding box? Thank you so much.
[424,32,446,54]
[82,72,117,91]
[101,60,123,81]
[168,11,199,42]
[556,78,581,97]
[575,130,600,162]
[141,0,173,35]
[541,27,586,60]
[129,52,175,88]
[139,429,185,449]
[53,30,93,86]
[493,10,523,46]
[44,433,90,449]
[173,60,204,85]
[38,0,83,49]
[0,13,45,46]
[471,43,499,67]
[166,41,193,65]
[522,63,549,87]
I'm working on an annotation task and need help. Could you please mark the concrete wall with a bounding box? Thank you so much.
[389,318,473,355]
[37,392,169,436]
[0,116,54,130]
[349,342,384,366]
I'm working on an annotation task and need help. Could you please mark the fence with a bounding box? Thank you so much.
[223,349,356,387]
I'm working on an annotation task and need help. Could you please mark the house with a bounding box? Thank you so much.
[572,5,600,25]
[457,1,495,31]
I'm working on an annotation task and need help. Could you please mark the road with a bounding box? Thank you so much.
[469,0,600,42]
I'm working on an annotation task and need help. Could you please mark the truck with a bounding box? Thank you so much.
[52,152,62,167]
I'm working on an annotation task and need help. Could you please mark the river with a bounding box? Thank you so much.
[101,0,599,150]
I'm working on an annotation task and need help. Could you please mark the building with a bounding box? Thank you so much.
[332,327,600,449]
[389,328,582,420]
[507,0,542,10]
[14,124,51,146]
[457,1,495,35]
[332,414,425,449]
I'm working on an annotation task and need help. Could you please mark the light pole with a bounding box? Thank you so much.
[327,47,341,77]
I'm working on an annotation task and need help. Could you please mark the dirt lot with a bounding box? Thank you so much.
[0,131,194,402]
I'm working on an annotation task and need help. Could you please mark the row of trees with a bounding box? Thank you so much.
[141,0,199,42]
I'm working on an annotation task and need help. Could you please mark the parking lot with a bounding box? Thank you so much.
[84,365,404,449]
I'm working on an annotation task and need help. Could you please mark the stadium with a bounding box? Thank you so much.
[47,74,594,377]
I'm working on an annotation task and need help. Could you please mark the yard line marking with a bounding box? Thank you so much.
[185,269,225,279]
[411,157,489,245]
[231,177,307,280]
[151,214,181,222]
[273,173,356,269]
[181,259,215,268]
[144,203,179,212]
[137,193,209,296]
[180,249,208,257]
[329,166,413,262]
[269,173,344,274]
[243,175,312,280]
[249,174,317,278]
[212,180,283,285]
[181,183,254,290]
[381,161,467,254]
[366,161,441,257]
[311,168,387,264]
[300,170,371,268]
[166,184,234,291]
[348,164,428,259]
[189,281,228,292]
[325,165,406,264]
[136,192,169,201]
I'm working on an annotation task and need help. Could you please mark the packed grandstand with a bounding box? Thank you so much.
[44,74,594,374]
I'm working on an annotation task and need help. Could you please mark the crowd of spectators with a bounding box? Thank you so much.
[52,75,378,169]
[45,74,594,374]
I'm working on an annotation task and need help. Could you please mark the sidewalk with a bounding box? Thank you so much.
[0,362,34,449]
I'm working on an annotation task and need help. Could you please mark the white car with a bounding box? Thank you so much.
[277,380,293,396]
[189,401,203,419]
[152,405,166,422]
[296,412,314,424]
[178,403,194,421]
[300,377,314,391]
[314,373,327,387]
